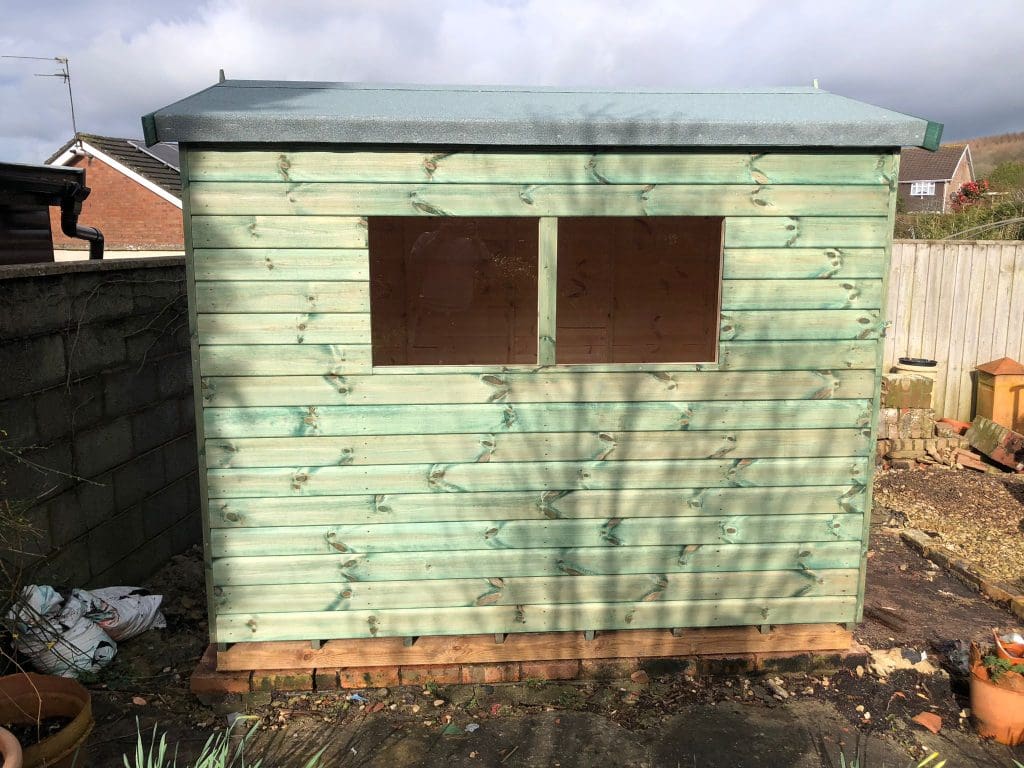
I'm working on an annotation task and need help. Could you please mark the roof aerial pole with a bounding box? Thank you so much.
[1,54,78,146]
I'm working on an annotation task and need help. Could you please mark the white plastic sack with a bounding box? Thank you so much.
[8,585,117,678]
[74,586,166,641]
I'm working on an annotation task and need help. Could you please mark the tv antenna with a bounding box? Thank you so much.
[2,55,79,146]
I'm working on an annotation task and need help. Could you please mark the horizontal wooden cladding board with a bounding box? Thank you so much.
[206,457,869,498]
[719,310,881,341]
[189,246,882,282]
[216,624,854,668]
[188,149,896,185]
[198,313,371,345]
[214,568,860,615]
[193,249,369,281]
[188,182,891,218]
[722,279,881,310]
[723,248,885,279]
[195,281,370,313]
[206,428,871,469]
[212,540,862,585]
[190,215,368,249]
[210,513,863,557]
[214,595,858,642]
[199,345,372,376]
[189,215,890,249]
[204,399,872,439]
[200,370,876,407]
[209,485,867,528]
[199,340,878,378]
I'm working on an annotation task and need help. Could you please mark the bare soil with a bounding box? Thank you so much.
[875,465,1024,587]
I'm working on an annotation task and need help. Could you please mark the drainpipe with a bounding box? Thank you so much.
[58,179,104,260]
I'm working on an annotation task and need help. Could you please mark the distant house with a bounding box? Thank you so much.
[897,144,974,213]
[46,134,183,259]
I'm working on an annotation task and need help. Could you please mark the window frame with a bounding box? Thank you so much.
[369,215,725,373]
[910,181,936,196]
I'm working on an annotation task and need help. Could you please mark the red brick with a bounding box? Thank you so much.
[520,659,581,681]
[399,665,463,686]
[460,662,521,684]
[338,666,401,689]
[252,669,314,692]
[49,152,182,250]
[190,645,251,695]
[580,658,640,679]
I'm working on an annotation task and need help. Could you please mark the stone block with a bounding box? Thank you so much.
[85,505,146,577]
[162,434,199,481]
[0,276,70,338]
[75,475,115,531]
[73,416,134,478]
[878,408,898,440]
[697,653,757,676]
[140,475,191,539]
[2,442,75,501]
[113,449,167,511]
[131,400,185,454]
[68,273,135,324]
[156,353,194,400]
[0,334,66,399]
[103,366,159,416]
[881,373,933,409]
[314,669,340,690]
[0,396,38,446]
[36,539,92,587]
[338,666,400,689]
[67,320,129,378]
[34,378,105,443]
[131,275,186,314]
[520,660,581,682]
[46,488,90,548]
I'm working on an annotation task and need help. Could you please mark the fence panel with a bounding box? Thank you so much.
[886,240,1024,420]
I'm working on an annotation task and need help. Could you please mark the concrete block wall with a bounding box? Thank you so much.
[0,257,200,587]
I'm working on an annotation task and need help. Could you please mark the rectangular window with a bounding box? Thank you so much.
[555,217,723,364]
[910,181,936,196]
[369,216,723,367]
[369,217,538,366]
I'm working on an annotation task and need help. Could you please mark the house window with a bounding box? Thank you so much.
[910,182,936,196]
[368,216,723,367]
[369,217,538,365]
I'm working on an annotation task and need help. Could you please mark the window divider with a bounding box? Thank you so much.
[537,217,558,366]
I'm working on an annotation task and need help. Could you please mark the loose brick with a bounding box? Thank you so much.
[580,658,640,680]
[399,665,463,686]
[698,654,757,676]
[252,669,314,692]
[897,408,936,439]
[460,662,520,684]
[520,660,581,682]
[338,666,401,689]
[191,646,251,696]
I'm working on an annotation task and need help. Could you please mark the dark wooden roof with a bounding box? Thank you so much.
[898,144,969,182]
[47,134,181,198]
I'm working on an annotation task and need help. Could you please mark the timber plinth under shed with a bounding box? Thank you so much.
[143,81,940,676]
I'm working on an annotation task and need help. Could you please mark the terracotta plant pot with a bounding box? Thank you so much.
[0,674,92,768]
[0,727,23,768]
[970,645,1024,746]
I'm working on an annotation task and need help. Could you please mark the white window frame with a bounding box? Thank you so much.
[910,181,936,196]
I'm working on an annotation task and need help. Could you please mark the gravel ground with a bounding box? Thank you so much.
[874,465,1024,587]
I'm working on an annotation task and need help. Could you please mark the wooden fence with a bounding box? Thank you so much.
[885,240,1024,421]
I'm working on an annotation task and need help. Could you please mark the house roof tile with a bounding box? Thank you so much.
[899,144,968,183]
[47,134,181,198]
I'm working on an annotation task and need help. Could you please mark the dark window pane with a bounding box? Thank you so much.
[556,217,722,364]
[370,217,539,365]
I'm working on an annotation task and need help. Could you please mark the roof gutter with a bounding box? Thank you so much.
[58,177,104,260]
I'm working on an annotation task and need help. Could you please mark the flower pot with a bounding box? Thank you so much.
[993,630,1024,664]
[0,727,23,768]
[0,674,92,768]
[969,645,1024,746]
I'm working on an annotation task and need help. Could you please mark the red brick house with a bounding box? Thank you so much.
[46,134,183,258]
[897,143,974,213]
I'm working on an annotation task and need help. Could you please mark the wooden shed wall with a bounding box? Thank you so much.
[181,149,898,644]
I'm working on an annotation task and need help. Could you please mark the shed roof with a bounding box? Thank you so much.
[142,80,942,150]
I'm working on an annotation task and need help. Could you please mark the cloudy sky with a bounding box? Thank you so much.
[1,0,1021,163]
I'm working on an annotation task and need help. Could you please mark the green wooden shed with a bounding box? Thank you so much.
[143,81,940,651]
